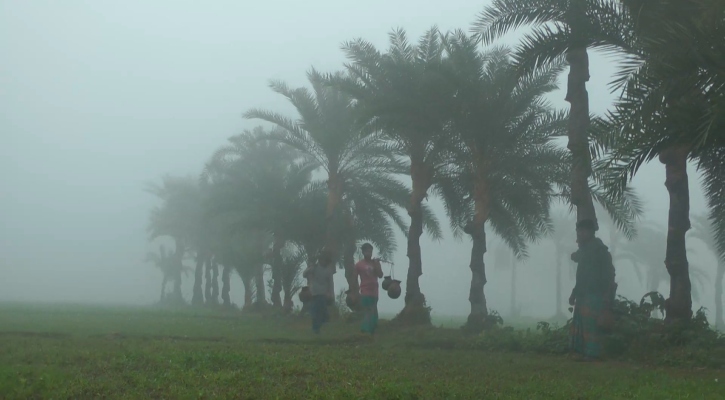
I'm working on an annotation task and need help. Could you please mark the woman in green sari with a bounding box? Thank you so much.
[569,219,617,361]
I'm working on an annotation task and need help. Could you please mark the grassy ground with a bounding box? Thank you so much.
[1,303,722,399]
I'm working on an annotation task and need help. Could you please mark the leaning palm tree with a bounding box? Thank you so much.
[473,0,631,233]
[689,214,724,329]
[332,27,456,323]
[244,71,416,301]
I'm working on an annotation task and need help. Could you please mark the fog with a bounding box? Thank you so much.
[1,1,716,321]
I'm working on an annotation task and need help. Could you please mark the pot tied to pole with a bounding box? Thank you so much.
[381,276,393,291]
[387,280,402,299]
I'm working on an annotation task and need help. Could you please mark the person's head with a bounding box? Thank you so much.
[575,219,597,244]
[361,243,373,260]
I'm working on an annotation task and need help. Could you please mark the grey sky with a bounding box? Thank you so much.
[1,1,714,319]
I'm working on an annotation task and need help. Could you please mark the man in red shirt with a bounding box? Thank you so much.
[355,243,383,334]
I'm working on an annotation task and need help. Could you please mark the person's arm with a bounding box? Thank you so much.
[373,259,384,278]
[302,267,314,279]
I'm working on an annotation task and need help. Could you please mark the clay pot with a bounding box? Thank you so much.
[387,280,402,299]
[381,276,393,291]
[298,286,312,303]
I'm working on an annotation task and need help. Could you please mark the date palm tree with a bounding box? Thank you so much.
[244,71,430,302]
[595,0,725,322]
[440,35,569,330]
[331,27,456,323]
[473,0,631,232]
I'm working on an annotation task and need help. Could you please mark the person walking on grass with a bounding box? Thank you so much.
[302,250,336,334]
[355,243,383,335]
[569,219,617,361]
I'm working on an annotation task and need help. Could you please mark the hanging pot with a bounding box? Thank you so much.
[381,276,393,291]
[387,280,402,299]
[298,286,312,303]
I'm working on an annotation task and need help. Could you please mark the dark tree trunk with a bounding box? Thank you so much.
[465,223,487,332]
[716,262,724,330]
[324,172,344,259]
[254,265,266,305]
[192,253,205,306]
[510,258,518,318]
[160,276,167,303]
[221,265,231,307]
[270,240,284,308]
[210,258,220,305]
[565,46,598,230]
[555,245,564,319]
[172,239,184,304]
[204,257,212,304]
[397,154,431,325]
[660,146,693,323]
[464,168,490,332]
[241,272,252,310]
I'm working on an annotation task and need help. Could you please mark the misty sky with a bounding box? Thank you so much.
[1,1,716,319]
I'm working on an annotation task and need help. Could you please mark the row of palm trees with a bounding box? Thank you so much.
[146,0,723,330]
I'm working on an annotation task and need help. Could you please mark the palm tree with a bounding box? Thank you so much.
[439,35,570,330]
[145,175,202,305]
[596,0,725,322]
[145,244,192,304]
[244,70,417,304]
[332,28,455,322]
[473,0,631,233]
[689,214,724,329]
[616,223,709,306]
[203,130,316,308]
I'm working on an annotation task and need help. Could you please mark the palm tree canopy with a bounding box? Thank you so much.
[472,0,632,73]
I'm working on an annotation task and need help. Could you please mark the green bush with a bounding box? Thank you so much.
[464,293,725,368]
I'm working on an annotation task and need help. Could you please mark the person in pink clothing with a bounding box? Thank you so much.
[355,243,383,334]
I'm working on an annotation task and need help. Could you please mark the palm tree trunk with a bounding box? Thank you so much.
[325,172,344,258]
[660,146,693,323]
[172,239,184,304]
[282,266,294,313]
[160,276,167,303]
[192,253,204,306]
[398,155,432,324]
[715,262,724,330]
[211,259,220,304]
[221,265,231,307]
[465,170,490,332]
[254,264,266,305]
[565,46,598,229]
[555,245,564,319]
[204,257,212,304]
[510,257,518,318]
[270,239,284,307]
[466,224,487,331]
[241,271,252,310]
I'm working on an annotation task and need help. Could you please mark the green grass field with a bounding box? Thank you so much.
[1,303,722,399]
